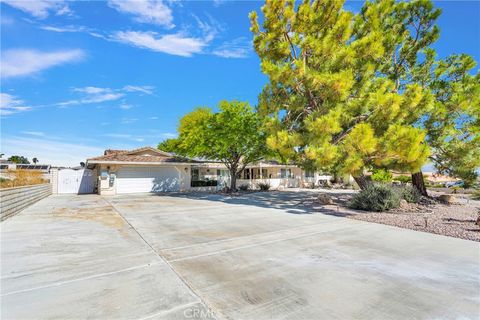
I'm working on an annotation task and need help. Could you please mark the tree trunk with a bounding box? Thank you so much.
[353,174,372,190]
[229,169,237,191]
[411,171,428,196]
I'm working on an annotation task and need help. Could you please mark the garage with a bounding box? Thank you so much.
[116,166,181,193]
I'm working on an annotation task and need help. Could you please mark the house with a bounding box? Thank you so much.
[86,147,332,195]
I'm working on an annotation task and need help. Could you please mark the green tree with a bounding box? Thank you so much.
[8,155,30,164]
[158,100,268,190]
[250,0,436,189]
[158,138,181,153]
[416,53,480,188]
[32,157,39,164]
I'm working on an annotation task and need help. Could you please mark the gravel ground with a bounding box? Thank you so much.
[300,189,480,242]
[349,192,480,242]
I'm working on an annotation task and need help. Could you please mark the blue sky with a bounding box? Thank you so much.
[1,0,479,166]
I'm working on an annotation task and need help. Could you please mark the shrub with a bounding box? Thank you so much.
[371,169,393,183]
[472,190,480,200]
[256,182,271,191]
[238,184,250,191]
[394,175,411,183]
[0,170,46,188]
[349,184,400,211]
[395,185,421,203]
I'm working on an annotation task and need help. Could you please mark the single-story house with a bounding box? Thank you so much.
[86,147,332,195]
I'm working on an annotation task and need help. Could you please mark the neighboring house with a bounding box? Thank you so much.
[86,146,332,195]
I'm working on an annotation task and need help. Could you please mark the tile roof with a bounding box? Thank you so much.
[87,147,197,163]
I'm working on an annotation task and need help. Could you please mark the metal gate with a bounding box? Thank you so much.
[57,169,95,194]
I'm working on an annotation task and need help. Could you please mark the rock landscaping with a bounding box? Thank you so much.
[303,189,480,242]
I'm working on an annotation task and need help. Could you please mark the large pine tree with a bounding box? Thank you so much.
[250,0,477,192]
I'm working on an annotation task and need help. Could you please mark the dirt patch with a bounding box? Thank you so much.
[53,206,127,232]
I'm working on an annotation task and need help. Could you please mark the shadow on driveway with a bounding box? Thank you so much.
[152,189,359,217]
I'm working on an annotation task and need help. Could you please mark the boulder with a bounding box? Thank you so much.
[439,194,456,204]
[399,199,409,209]
[317,193,334,205]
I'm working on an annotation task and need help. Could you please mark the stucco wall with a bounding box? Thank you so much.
[0,184,52,220]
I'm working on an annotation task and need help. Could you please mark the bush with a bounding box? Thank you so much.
[394,175,411,183]
[472,190,480,200]
[238,184,250,191]
[395,185,421,203]
[191,180,218,187]
[256,182,271,191]
[0,170,46,188]
[371,169,393,183]
[349,184,400,211]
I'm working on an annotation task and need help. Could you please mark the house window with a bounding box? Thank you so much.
[261,168,268,179]
[280,169,291,179]
[244,169,250,179]
[191,169,199,181]
[305,170,314,178]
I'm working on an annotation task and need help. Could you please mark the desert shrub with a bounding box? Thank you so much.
[238,184,250,191]
[0,170,46,188]
[395,185,421,203]
[371,169,393,183]
[472,190,480,200]
[349,184,400,211]
[256,182,271,191]
[394,175,411,183]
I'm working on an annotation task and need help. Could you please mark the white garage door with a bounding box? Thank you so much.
[116,166,181,194]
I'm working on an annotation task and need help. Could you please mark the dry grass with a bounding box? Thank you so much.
[0,170,47,188]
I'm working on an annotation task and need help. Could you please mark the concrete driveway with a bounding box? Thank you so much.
[1,191,479,319]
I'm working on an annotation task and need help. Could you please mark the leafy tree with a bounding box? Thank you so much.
[8,155,30,164]
[415,53,480,188]
[158,100,267,190]
[250,0,436,190]
[32,157,39,164]
[158,138,181,153]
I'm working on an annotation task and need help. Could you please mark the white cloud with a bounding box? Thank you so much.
[108,0,174,28]
[1,49,85,78]
[1,136,104,166]
[58,87,125,106]
[213,37,251,58]
[21,131,44,136]
[123,85,154,95]
[162,132,177,138]
[148,116,158,120]
[121,117,138,124]
[0,93,32,116]
[40,25,89,33]
[212,0,227,7]
[56,85,153,108]
[112,31,209,57]
[119,104,134,110]
[1,0,71,19]
[104,133,132,138]
[73,86,110,95]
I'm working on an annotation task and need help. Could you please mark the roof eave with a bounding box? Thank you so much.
[86,160,195,166]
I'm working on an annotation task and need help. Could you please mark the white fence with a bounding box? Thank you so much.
[0,184,52,221]
[57,168,95,194]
